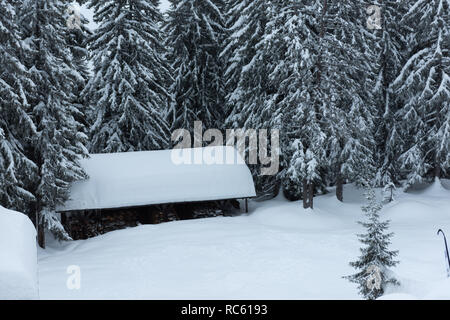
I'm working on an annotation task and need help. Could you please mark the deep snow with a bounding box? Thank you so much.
[38,181,450,299]
[0,206,38,299]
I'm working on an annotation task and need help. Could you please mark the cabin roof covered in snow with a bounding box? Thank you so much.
[58,146,256,212]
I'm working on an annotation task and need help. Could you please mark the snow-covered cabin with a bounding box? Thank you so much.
[57,146,256,239]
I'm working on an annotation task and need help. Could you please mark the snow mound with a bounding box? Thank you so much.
[0,206,38,300]
[418,178,450,197]
[407,178,450,195]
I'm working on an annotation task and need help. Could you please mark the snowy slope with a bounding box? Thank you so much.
[0,206,38,300]
[58,147,256,211]
[38,181,450,299]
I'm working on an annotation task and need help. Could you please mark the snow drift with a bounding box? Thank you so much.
[0,206,38,299]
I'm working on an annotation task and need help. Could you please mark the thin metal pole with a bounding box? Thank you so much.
[438,229,450,277]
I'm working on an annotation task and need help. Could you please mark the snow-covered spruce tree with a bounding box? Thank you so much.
[165,0,226,135]
[345,187,399,300]
[222,0,270,121]
[66,2,92,135]
[277,0,328,208]
[18,0,89,247]
[382,181,396,204]
[322,0,378,202]
[0,0,37,213]
[265,0,376,206]
[371,0,409,189]
[221,0,280,199]
[392,0,450,187]
[84,0,172,153]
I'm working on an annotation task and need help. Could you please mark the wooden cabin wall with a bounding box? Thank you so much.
[62,199,241,240]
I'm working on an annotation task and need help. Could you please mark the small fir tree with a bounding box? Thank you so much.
[382,181,396,204]
[345,187,399,300]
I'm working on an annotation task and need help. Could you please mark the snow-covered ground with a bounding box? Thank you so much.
[37,181,450,299]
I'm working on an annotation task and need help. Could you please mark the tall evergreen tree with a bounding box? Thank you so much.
[321,0,377,202]
[270,0,327,207]
[221,0,279,199]
[222,0,270,121]
[165,0,226,135]
[372,0,409,189]
[267,0,376,206]
[66,2,92,136]
[19,0,88,247]
[0,0,37,213]
[84,0,172,153]
[392,0,450,188]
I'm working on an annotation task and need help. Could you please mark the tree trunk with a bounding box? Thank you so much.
[435,163,441,180]
[308,182,314,209]
[316,0,328,83]
[35,203,45,249]
[303,178,309,209]
[38,221,45,249]
[336,173,343,202]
